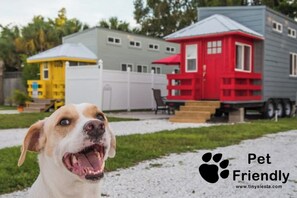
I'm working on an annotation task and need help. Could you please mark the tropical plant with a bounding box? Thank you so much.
[0,8,89,72]
[12,90,31,106]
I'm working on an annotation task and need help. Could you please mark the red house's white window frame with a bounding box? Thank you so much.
[185,44,198,73]
[235,42,252,73]
[207,40,222,54]
[289,53,297,77]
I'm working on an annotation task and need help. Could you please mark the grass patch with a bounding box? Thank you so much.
[0,118,296,194]
[0,113,137,129]
[0,112,52,129]
[0,105,16,110]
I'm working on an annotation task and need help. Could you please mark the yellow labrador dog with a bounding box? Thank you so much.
[18,103,116,198]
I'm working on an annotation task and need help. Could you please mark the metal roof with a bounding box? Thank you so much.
[164,14,263,40]
[152,54,181,65]
[27,43,97,63]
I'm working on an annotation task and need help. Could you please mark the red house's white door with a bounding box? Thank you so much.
[201,40,222,100]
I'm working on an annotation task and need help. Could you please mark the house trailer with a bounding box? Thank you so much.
[26,27,179,111]
[63,27,179,74]
[163,6,297,122]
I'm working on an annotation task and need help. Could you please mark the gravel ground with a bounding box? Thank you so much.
[100,130,297,198]
[1,122,296,198]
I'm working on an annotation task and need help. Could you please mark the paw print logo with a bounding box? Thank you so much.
[199,152,229,183]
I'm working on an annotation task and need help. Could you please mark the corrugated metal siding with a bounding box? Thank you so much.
[262,9,297,101]
[63,28,179,74]
[254,41,264,73]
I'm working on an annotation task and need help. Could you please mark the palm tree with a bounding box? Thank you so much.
[98,17,131,32]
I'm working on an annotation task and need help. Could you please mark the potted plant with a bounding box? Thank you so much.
[12,90,30,112]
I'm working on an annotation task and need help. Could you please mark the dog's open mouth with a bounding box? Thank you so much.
[62,144,105,181]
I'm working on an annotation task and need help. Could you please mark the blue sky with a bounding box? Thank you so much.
[0,0,137,27]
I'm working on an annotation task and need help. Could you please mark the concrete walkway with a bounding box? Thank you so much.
[106,111,171,120]
[0,110,19,114]
[0,120,217,149]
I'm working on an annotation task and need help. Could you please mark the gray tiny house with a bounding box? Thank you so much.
[164,6,297,120]
[63,27,179,75]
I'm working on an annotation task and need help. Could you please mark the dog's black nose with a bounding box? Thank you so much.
[83,120,105,139]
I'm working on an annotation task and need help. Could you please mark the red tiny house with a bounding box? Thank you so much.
[154,8,297,121]
[166,32,263,102]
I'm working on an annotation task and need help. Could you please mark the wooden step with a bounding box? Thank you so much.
[169,100,220,123]
[24,99,56,113]
[180,106,217,113]
[185,101,220,107]
[33,98,54,104]
[175,111,211,119]
[169,117,206,123]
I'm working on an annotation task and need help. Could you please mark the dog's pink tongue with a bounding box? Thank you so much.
[76,154,91,168]
[76,152,101,171]
[86,152,101,171]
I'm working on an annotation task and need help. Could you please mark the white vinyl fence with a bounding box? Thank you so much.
[65,61,167,111]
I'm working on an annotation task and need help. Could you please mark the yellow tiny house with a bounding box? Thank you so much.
[26,43,97,111]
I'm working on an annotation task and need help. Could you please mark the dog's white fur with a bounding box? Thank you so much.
[18,103,116,198]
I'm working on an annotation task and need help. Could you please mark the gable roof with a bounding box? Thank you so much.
[164,14,263,41]
[27,43,97,63]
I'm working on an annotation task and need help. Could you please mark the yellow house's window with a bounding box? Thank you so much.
[43,64,49,79]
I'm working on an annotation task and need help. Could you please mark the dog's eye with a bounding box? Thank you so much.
[96,114,105,121]
[59,118,71,126]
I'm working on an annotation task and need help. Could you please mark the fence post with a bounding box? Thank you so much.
[0,61,3,104]
[65,61,69,105]
[127,67,131,112]
[98,59,103,110]
[151,69,155,110]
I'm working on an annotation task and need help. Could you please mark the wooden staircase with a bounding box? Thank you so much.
[169,101,221,123]
[24,99,55,113]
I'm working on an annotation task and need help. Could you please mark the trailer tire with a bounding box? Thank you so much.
[275,100,285,118]
[283,100,292,117]
[263,100,275,119]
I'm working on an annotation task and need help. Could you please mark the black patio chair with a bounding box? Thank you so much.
[152,88,174,115]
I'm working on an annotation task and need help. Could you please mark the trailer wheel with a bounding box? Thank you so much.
[275,100,284,118]
[263,100,275,119]
[283,100,292,117]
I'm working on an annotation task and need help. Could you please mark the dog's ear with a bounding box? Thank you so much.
[18,120,46,166]
[108,129,116,158]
